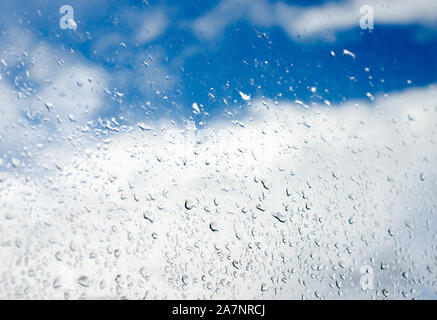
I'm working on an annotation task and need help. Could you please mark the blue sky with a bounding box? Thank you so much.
[1,0,436,126]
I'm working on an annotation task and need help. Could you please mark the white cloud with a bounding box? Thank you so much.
[135,9,168,44]
[192,0,272,39]
[0,80,22,138]
[1,84,436,299]
[0,29,110,156]
[278,0,437,38]
[191,0,437,40]
[30,57,108,119]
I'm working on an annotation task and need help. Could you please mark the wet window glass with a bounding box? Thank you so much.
[1,0,437,299]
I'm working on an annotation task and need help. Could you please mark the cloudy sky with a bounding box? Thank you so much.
[0,0,437,299]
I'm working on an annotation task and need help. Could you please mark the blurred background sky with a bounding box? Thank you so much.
[1,0,436,128]
[1,0,437,300]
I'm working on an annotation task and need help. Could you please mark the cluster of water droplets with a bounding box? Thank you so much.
[1,85,437,299]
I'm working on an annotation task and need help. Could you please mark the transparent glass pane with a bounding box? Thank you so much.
[0,0,436,300]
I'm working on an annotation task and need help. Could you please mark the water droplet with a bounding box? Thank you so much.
[209,222,219,232]
[272,212,287,223]
[343,49,356,59]
[184,200,194,210]
[77,276,90,287]
[140,267,150,281]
